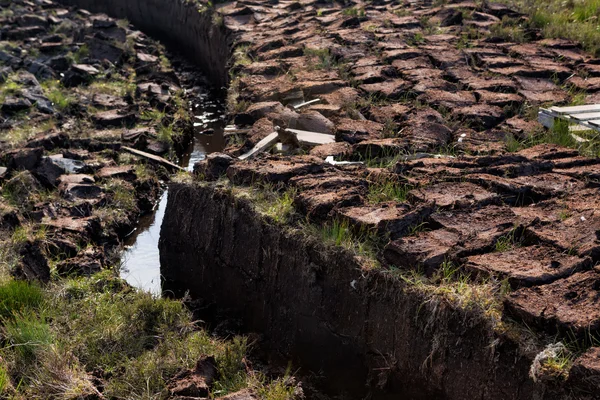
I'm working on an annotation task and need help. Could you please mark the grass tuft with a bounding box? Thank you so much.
[367,181,412,204]
[499,0,600,56]
[0,281,44,321]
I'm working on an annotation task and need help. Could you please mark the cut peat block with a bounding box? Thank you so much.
[383,229,460,276]
[430,205,518,255]
[569,347,600,393]
[505,267,600,338]
[526,212,600,259]
[465,245,592,289]
[337,203,432,239]
[407,182,499,209]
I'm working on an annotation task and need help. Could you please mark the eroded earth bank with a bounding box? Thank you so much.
[155,0,600,399]
[0,0,300,398]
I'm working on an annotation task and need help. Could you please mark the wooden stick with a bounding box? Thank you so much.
[122,146,185,171]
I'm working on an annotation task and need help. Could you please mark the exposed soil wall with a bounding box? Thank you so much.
[55,0,231,87]
[159,183,566,400]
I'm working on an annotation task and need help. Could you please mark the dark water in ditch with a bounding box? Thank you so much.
[120,90,226,294]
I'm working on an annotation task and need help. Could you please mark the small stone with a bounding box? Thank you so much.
[34,157,66,187]
[1,97,32,113]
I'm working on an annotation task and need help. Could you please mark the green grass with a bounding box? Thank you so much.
[304,48,337,70]
[0,281,44,320]
[505,117,600,157]
[72,44,89,63]
[367,181,412,204]
[2,171,40,207]
[262,189,297,224]
[303,219,380,265]
[141,109,166,124]
[489,16,528,43]
[494,227,523,252]
[0,75,23,103]
[0,269,300,399]
[342,7,365,17]
[41,80,75,112]
[88,79,136,97]
[4,313,53,363]
[0,363,9,394]
[499,0,600,55]
[388,265,505,324]
[0,119,57,147]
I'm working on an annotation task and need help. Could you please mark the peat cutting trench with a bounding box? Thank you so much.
[4,0,600,399]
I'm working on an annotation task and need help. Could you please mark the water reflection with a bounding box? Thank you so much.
[121,191,168,294]
[120,88,226,293]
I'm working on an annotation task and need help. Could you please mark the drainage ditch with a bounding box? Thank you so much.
[121,89,226,293]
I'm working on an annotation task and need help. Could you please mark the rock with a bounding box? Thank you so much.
[135,52,158,72]
[13,71,40,88]
[26,132,69,150]
[290,172,366,220]
[169,356,217,398]
[0,50,20,66]
[92,110,137,128]
[4,147,43,171]
[17,14,48,27]
[56,255,103,277]
[309,142,352,159]
[295,111,334,134]
[339,203,431,239]
[0,67,10,83]
[20,88,55,114]
[227,157,324,185]
[61,64,100,87]
[39,42,65,54]
[194,153,233,180]
[455,104,505,130]
[88,37,124,64]
[60,181,103,202]
[97,165,136,181]
[42,216,101,242]
[335,118,384,144]
[16,241,50,282]
[6,26,46,40]
[1,97,32,113]
[72,64,100,76]
[46,55,71,72]
[34,157,66,187]
[48,154,87,174]
[0,206,21,229]
[28,61,55,81]
[92,93,127,109]
[246,101,286,121]
[146,141,169,155]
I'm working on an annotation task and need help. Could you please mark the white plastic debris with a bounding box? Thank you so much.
[325,156,364,166]
[350,280,357,289]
